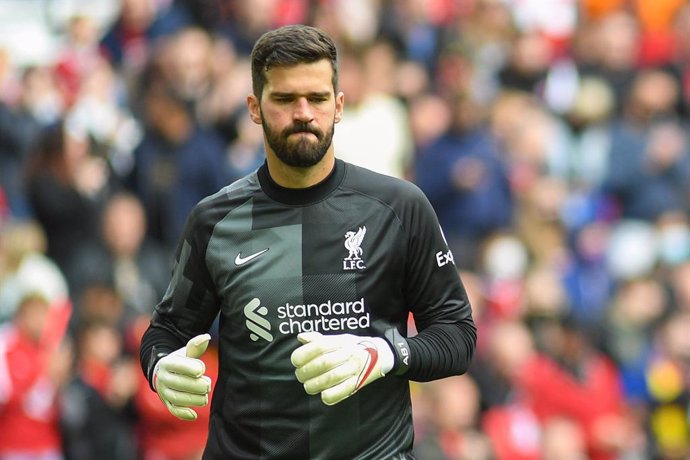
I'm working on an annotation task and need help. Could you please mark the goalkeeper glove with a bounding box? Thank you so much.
[290,332,394,405]
[153,333,212,421]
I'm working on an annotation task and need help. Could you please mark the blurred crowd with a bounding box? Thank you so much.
[0,0,689,459]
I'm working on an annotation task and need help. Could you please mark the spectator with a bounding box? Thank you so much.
[446,0,517,103]
[416,93,513,269]
[59,319,139,460]
[159,27,214,111]
[53,14,104,108]
[64,56,143,183]
[553,76,615,190]
[333,42,414,179]
[581,11,640,114]
[0,220,69,324]
[0,292,72,459]
[0,66,65,219]
[497,30,552,97]
[100,0,191,75]
[603,277,668,403]
[518,317,640,460]
[561,221,615,327]
[195,37,250,144]
[479,320,542,460]
[412,375,494,460]
[603,69,690,221]
[127,80,229,251]
[14,66,65,127]
[66,192,170,323]
[642,312,690,459]
[24,121,111,273]
[73,283,127,334]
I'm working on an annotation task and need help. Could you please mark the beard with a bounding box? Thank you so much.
[262,117,335,168]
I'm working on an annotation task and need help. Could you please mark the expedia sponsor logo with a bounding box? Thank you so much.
[244,298,273,342]
[436,249,454,267]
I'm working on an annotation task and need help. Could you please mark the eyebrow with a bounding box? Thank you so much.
[270,91,332,98]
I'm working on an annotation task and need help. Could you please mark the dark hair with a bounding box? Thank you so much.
[24,121,70,184]
[250,25,339,98]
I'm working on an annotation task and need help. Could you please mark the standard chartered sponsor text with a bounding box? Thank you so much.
[277,298,370,333]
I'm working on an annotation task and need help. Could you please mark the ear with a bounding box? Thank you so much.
[247,94,262,124]
[334,91,344,124]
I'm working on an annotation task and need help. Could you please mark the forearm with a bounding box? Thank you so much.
[404,318,477,382]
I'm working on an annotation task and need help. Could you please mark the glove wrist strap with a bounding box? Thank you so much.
[148,347,171,391]
[384,328,410,376]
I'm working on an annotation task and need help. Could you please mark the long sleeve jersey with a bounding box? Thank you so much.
[140,159,476,459]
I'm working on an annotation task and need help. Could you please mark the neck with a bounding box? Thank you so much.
[265,150,336,188]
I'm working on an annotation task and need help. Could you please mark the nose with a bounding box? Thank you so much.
[293,97,314,122]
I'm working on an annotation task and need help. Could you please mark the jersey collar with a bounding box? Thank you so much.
[258,159,346,205]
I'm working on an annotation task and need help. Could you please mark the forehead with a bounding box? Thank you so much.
[263,60,334,95]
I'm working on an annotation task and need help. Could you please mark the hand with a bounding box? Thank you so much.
[73,157,108,197]
[153,334,212,421]
[290,332,394,405]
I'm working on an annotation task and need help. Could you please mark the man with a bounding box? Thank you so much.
[139,24,476,459]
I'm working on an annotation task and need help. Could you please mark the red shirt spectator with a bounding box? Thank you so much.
[0,294,71,457]
[515,349,630,460]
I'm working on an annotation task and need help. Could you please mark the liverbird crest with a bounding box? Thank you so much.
[344,226,366,261]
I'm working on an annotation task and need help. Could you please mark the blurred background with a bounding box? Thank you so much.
[0,0,689,459]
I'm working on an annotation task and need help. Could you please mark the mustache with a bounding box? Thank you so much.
[284,122,322,137]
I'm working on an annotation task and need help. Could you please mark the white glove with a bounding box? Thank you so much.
[153,333,212,421]
[290,332,394,405]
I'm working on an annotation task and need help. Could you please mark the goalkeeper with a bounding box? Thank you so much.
[140,24,477,460]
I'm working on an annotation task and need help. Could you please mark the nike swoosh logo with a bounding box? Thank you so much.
[355,346,379,391]
[234,248,269,266]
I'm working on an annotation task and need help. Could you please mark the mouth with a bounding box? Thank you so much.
[289,131,318,139]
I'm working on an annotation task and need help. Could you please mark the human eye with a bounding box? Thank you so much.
[308,94,330,104]
[272,94,294,104]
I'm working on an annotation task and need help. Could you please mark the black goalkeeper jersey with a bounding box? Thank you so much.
[140,159,476,459]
